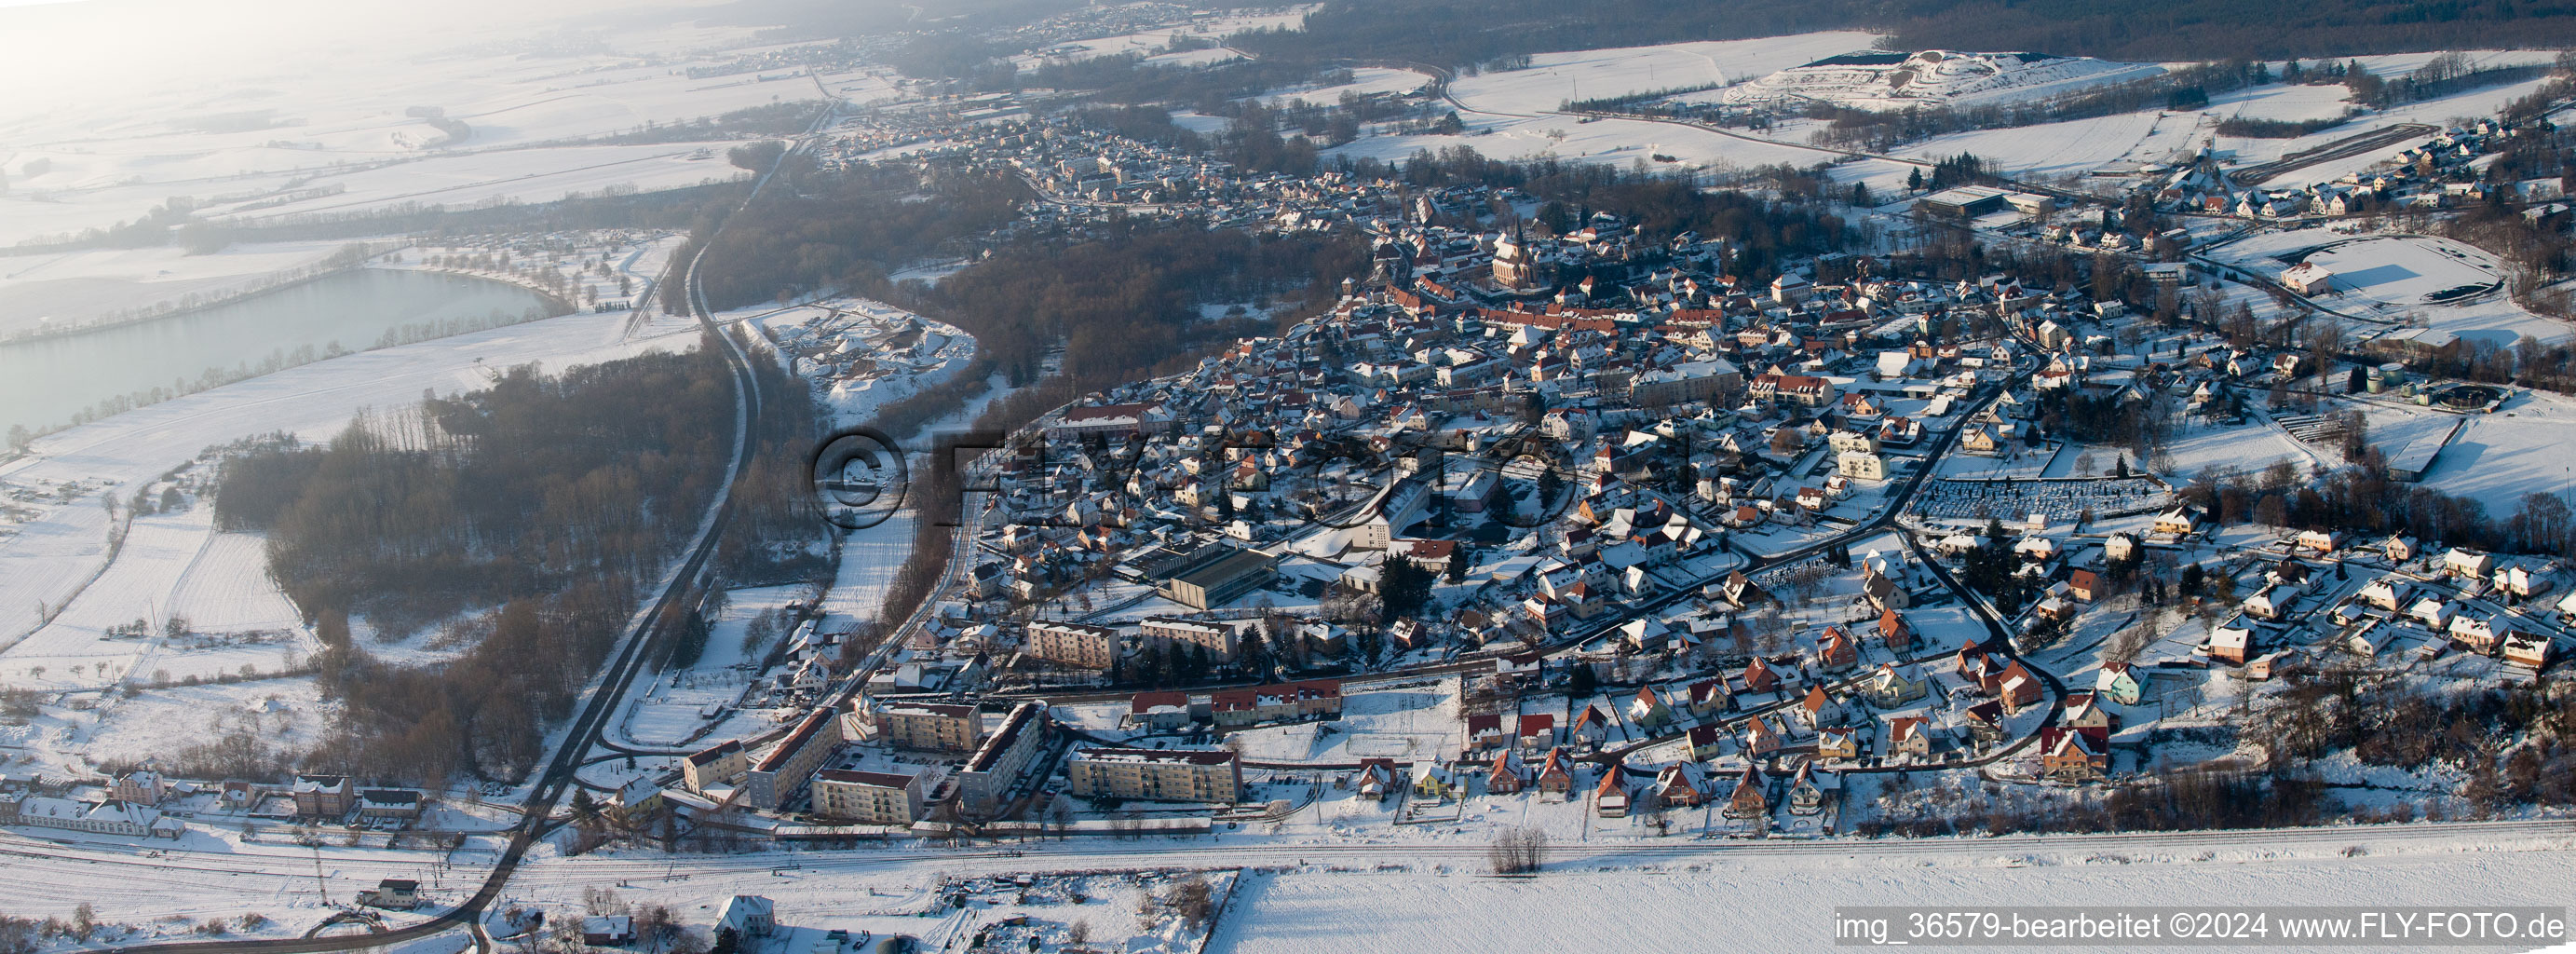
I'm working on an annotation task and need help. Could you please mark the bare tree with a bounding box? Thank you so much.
[1167,874,1214,930]
[1487,825,1548,873]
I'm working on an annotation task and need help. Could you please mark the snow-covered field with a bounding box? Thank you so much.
[2301,235,2502,306]
[0,0,801,246]
[1722,49,2163,111]
[3,508,217,690]
[1011,7,1318,68]
[1229,688,1457,763]
[1325,34,1893,173]
[74,678,335,771]
[167,531,304,634]
[2205,228,2564,347]
[209,144,751,225]
[2411,391,2576,515]
[1457,34,1883,110]
[1256,68,1430,106]
[1208,837,2576,953]
[1891,110,2169,179]
[1328,112,1830,173]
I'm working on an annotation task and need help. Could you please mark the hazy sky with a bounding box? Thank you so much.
[0,0,725,119]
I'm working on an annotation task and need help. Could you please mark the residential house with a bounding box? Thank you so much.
[1517,713,1557,752]
[2503,633,2554,669]
[1877,609,1914,653]
[2059,692,2113,731]
[1959,701,2007,749]
[2068,569,2101,603]
[1864,662,1929,707]
[1629,685,1674,729]
[1816,628,1859,673]
[1885,716,1933,761]
[1786,762,1830,816]
[2210,621,2253,664]
[1537,748,1577,799]
[1653,763,1711,809]
[2095,662,2143,706]
[719,896,776,939]
[2445,548,2496,580]
[292,774,354,819]
[1815,726,1862,764]
[1354,759,1403,802]
[1594,764,1632,817]
[1741,657,1783,696]
[2040,728,2108,780]
[1570,704,1612,751]
[2153,506,2203,538]
[1485,750,1530,795]
[1722,764,1769,819]
[1797,686,1845,728]
[583,916,635,947]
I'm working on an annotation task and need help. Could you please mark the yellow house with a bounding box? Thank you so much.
[1961,427,1998,456]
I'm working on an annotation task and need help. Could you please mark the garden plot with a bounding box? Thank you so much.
[0,507,217,690]
[1226,688,1457,764]
[70,677,334,772]
[615,584,808,750]
[166,530,304,634]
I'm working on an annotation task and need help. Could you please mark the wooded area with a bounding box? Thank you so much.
[901,222,1367,390]
[686,162,1029,311]
[211,342,743,784]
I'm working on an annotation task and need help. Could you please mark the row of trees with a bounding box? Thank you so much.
[1858,766,2328,838]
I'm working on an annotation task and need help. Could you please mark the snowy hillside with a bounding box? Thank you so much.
[1722,49,2163,110]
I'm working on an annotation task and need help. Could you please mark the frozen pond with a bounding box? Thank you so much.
[0,267,555,435]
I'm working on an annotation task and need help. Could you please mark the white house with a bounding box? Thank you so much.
[2444,549,2496,580]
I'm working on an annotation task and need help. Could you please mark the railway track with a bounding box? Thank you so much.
[93,95,838,954]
